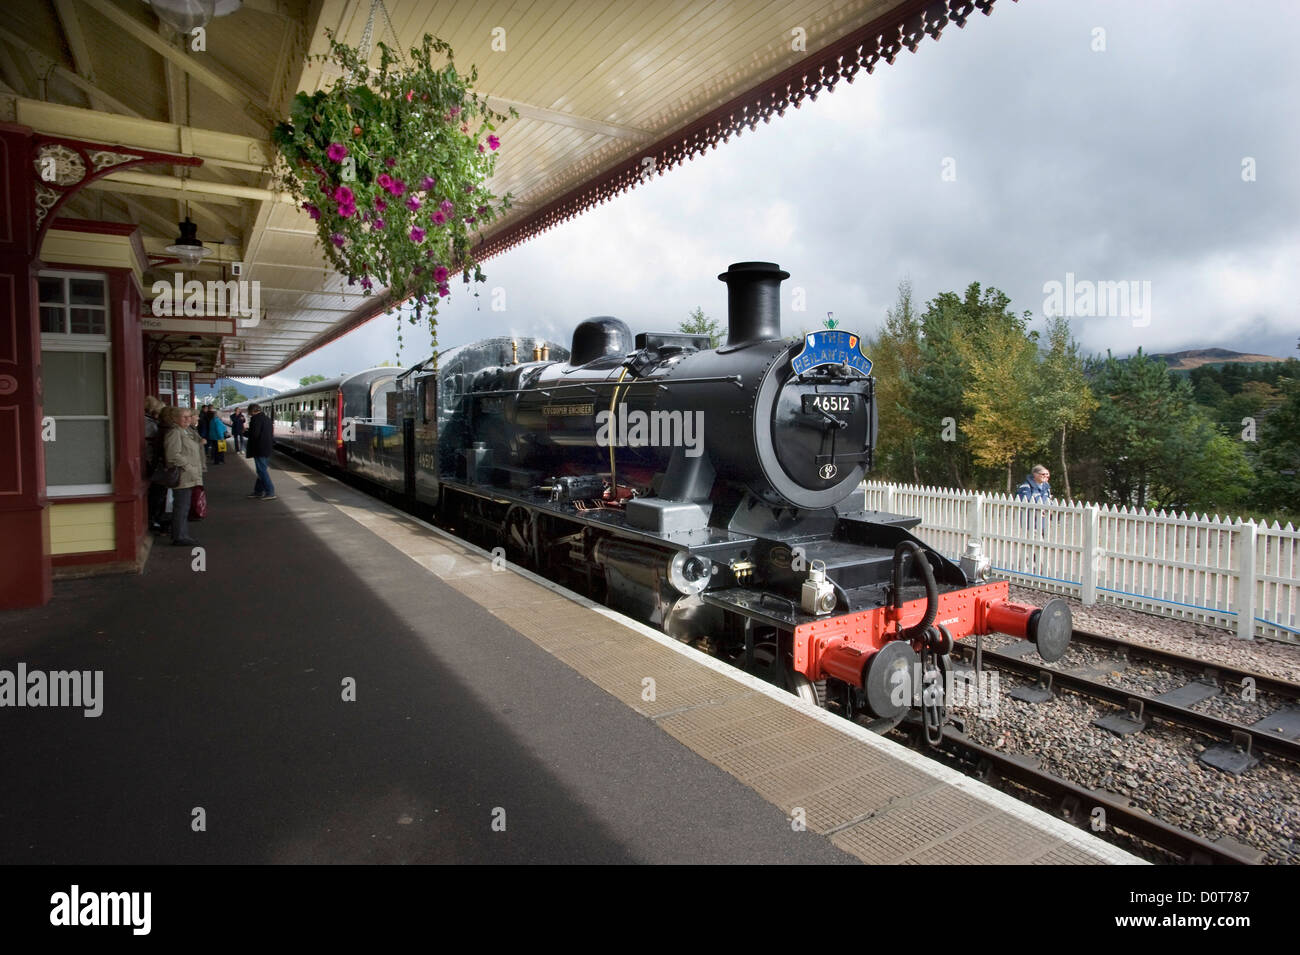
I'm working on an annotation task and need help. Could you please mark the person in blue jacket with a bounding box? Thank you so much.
[1016,465,1052,503]
[208,412,229,465]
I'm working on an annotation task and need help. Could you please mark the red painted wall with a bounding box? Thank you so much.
[0,123,51,608]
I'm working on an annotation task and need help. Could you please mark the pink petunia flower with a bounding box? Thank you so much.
[487,134,500,151]
[409,227,426,242]
[304,203,320,220]
[326,142,347,162]
[373,218,385,230]
[421,176,435,190]
[439,199,454,215]
[330,233,345,247]
[405,196,421,211]
[433,265,449,283]
[376,173,393,190]
[374,197,388,212]
[334,185,354,204]
[432,211,446,225]
[337,202,356,219]
[437,284,450,297]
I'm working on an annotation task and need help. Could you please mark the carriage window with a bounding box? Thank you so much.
[371,379,397,425]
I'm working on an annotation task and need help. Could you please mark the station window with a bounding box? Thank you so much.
[39,270,112,496]
[39,274,107,336]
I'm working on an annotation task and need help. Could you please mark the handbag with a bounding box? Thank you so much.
[189,485,208,520]
[217,439,227,452]
[150,464,182,488]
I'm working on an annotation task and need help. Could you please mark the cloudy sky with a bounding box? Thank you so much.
[262,0,1299,390]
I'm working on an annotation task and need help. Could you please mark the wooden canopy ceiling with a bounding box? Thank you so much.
[0,0,1012,376]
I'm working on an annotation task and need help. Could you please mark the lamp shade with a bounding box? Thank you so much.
[164,218,212,266]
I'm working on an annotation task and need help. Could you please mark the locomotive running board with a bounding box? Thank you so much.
[701,588,805,629]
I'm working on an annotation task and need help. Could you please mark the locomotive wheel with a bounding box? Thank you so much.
[789,672,827,708]
[502,506,536,565]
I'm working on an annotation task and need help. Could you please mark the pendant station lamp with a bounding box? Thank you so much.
[146,0,242,34]
[165,218,212,267]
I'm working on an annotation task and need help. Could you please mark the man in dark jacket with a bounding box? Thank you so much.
[246,404,277,500]
[230,410,246,453]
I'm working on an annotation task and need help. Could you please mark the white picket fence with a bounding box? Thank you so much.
[862,481,1300,643]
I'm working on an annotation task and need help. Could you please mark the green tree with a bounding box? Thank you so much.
[902,283,1030,488]
[1250,372,1300,520]
[679,306,721,348]
[299,374,327,386]
[1033,316,1098,500]
[864,279,923,482]
[957,317,1041,492]
[214,384,247,408]
[1081,349,1252,512]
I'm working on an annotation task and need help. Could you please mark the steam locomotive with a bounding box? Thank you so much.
[263,261,1071,736]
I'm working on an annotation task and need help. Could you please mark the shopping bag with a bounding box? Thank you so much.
[189,485,208,520]
[217,439,227,453]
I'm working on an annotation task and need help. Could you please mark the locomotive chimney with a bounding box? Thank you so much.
[718,261,790,346]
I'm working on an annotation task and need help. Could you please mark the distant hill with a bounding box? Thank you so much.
[195,377,278,402]
[1149,348,1287,371]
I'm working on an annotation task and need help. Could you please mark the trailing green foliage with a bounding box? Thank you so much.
[272,32,515,352]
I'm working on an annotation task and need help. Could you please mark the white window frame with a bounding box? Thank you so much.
[39,269,114,497]
[38,271,109,338]
[175,371,191,409]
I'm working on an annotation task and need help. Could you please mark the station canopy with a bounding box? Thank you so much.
[1,0,1009,377]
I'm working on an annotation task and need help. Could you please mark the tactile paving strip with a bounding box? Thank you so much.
[276,463,1142,865]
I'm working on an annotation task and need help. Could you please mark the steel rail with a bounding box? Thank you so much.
[1068,627,1300,702]
[953,643,1300,764]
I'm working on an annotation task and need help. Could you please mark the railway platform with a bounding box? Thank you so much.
[0,452,1141,864]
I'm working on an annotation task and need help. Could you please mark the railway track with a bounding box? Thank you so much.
[931,727,1262,864]
[931,627,1300,864]
[953,630,1300,766]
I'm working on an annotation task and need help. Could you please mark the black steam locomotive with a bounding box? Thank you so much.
[265,261,1071,735]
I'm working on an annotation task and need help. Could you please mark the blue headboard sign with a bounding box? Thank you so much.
[791,329,873,376]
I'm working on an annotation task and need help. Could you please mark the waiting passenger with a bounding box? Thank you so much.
[144,396,168,534]
[208,411,229,465]
[197,407,215,463]
[163,405,206,546]
[246,403,277,501]
[230,409,246,453]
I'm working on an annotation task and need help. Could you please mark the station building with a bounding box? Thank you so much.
[0,0,1004,607]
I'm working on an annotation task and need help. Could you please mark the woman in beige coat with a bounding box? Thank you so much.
[162,405,206,546]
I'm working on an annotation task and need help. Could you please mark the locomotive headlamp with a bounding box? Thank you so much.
[959,541,992,583]
[802,560,837,616]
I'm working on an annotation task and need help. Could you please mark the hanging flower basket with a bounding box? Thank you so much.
[271,32,514,351]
